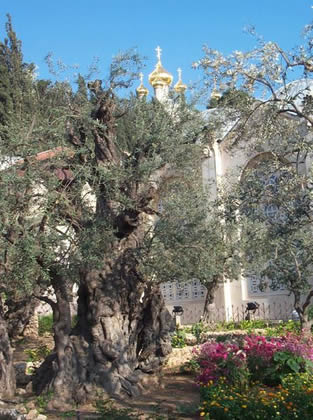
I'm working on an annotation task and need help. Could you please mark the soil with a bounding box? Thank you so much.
[108,372,200,419]
[10,336,200,419]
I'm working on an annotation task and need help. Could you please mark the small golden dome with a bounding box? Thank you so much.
[174,68,187,94]
[136,73,149,98]
[210,77,221,101]
[211,88,222,101]
[149,46,173,88]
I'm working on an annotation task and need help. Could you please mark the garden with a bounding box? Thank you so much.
[178,321,313,419]
[7,317,313,419]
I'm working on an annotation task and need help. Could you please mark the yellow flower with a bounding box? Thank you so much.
[200,412,206,417]
[242,405,247,408]
[224,407,229,412]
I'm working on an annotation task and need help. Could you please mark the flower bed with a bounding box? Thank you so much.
[194,334,313,419]
[199,374,313,419]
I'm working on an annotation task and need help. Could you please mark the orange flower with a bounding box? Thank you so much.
[267,392,276,397]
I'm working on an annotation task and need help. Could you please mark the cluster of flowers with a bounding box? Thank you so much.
[193,341,246,383]
[244,333,313,362]
[194,333,313,385]
[198,373,313,419]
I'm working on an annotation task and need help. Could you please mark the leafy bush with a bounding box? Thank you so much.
[194,333,313,387]
[36,391,54,413]
[212,319,269,331]
[171,329,186,348]
[25,345,51,362]
[180,358,200,375]
[265,320,300,337]
[191,322,208,343]
[199,373,313,419]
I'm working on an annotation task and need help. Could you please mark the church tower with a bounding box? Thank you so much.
[136,73,149,99]
[174,68,187,95]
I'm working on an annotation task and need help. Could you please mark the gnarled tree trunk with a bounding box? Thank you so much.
[0,301,15,398]
[5,295,40,340]
[33,235,174,406]
[202,281,218,323]
[34,86,175,406]
[294,289,313,335]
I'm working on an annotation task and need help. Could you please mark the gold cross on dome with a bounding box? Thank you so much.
[156,46,162,62]
[213,75,218,89]
[139,72,144,84]
[177,68,182,80]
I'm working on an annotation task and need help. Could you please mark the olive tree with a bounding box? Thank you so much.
[0,44,226,404]
[195,23,313,330]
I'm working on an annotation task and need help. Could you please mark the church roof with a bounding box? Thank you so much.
[202,108,239,143]
[274,78,313,110]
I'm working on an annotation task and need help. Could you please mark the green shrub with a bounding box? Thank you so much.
[38,314,53,336]
[211,320,268,331]
[180,358,200,375]
[171,329,186,348]
[191,322,207,343]
[237,319,268,330]
[210,319,300,336]
[25,344,51,363]
[265,320,300,337]
[36,391,54,413]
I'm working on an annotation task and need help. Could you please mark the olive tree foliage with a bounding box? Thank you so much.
[0,14,82,344]
[0,39,231,401]
[0,15,55,397]
[141,178,242,321]
[195,23,313,329]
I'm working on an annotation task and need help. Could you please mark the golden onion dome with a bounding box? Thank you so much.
[211,88,222,101]
[149,46,173,88]
[210,77,221,101]
[174,68,187,94]
[136,73,149,98]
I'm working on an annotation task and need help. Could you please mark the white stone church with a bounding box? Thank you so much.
[138,47,312,324]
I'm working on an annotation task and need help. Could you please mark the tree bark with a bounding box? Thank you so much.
[294,290,313,335]
[5,295,40,340]
[33,237,174,406]
[31,271,73,408]
[202,282,218,323]
[0,302,15,398]
[32,88,175,406]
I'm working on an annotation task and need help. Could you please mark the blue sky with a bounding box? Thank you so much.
[0,1,312,96]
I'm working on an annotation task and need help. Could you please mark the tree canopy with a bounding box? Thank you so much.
[196,24,313,329]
